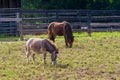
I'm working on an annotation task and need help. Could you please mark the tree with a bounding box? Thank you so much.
[21,0,120,10]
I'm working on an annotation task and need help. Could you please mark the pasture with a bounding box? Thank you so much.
[0,32,120,80]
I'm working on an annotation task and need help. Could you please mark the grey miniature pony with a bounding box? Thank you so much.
[25,38,59,65]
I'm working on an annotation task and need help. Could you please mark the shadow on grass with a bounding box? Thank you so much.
[56,64,70,68]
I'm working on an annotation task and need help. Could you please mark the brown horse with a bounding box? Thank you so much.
[48,21,74,48]
[25,38,59,65]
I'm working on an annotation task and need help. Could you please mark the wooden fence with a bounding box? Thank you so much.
[0,9,120,40]
[0,8,22,37]
[21,10,120,36]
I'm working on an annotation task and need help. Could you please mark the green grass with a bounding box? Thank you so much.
[0,32,120,80]
[0,34,19,41]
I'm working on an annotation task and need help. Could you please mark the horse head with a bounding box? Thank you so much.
[68,36,74,48]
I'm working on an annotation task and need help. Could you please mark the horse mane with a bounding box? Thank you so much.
[63,21,73,39]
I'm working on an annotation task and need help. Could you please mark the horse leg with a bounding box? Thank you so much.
[64,35,68,47]
[51,34,55,42]
[65,40,68,47]
[52,35,56,42]
[43,53,47,64]
[48,31,54,41]
[31,52,35,64]
[66,42,68,48]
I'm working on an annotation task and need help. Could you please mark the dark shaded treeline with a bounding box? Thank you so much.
[22,0,120,10]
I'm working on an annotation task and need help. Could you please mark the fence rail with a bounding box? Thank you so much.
[21,10,120,36]
[0,9,120,40]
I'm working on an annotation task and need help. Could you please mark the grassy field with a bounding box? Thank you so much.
[0,32,120,80]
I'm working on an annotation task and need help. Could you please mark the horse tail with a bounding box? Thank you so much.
[48,23,55,41]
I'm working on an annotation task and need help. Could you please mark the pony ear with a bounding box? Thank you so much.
[73,36,74,38]
[53,50,59,54]
[55,49,59,54]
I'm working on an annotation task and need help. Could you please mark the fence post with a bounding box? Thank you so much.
[110,10,115,32]
[77,10,81,25]
[17,13,23,40]
[87,11,92,36]
[55,11,59,21]
[19,21,23,40]
[45,11,49,23]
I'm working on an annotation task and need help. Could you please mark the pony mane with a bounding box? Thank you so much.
[46,39,58,49]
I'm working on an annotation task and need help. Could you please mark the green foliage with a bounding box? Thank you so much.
[1,32,120,79]
[21,0,120,10]
[109,0,113,3]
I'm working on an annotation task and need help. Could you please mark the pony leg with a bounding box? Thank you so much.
[43,53,47,64]
[26,51,30,64]
[31,53,35,64]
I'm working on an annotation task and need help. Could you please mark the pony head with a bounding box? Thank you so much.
[47,39,59,65]
[51,48,59,65]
